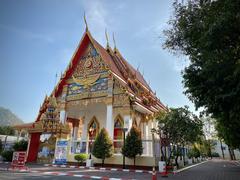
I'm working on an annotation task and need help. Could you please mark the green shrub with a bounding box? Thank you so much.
[0,139,3,153]
[13,140,28,151]
[188,147,200,158]
[211,152,220,157]
[187,150,194,159]
[1,150,13,162]
[74,153,88,165]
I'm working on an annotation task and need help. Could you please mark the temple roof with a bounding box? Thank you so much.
[35,29,167,122]
[14,122,34,130]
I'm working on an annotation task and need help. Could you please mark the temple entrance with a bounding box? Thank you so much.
[37,133,56,164]
[113,115,124,154]
[87,116,99,153]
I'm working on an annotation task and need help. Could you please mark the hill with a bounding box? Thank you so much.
[0,107,24,126]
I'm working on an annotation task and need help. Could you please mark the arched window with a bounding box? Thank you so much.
[114,115,124,153]
[87,116,99,154]
[88,116,99,140]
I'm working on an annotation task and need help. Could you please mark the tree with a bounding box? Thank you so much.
[122,126,143,167]
[13,140,28,151]
[155,106,203,167]
[188,146,200,161]
[1,150,14,162]
[0,126,15,135]
[74,153,88,166]
[164,0,240,148]
[195,138,215,158]
[92,128,113,167]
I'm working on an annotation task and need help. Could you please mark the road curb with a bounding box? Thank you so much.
[33,170,130,180]
[44,164,153,174]
[0,168,129,180]
[174,160,207,174]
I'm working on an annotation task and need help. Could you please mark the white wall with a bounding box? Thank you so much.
[213,140,240,160]
[66,102,107,141]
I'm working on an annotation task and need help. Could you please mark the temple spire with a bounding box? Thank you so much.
[113,32,117,53]
[105,29,110,50]
[84,12,88,31]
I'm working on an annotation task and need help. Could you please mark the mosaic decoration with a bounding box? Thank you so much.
[66,42,109,101]
[73,43,108,77]
[67,77,108,96]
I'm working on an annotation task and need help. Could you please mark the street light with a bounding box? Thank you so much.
[158,123,165,161]
[121,127,128,169]
[151,128,157,168]
[89,127,94,159]
[158,123,168,177]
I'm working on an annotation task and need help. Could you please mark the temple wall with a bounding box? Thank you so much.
[66,102,107,141]
[66,154,155,167]
[92,154,155,167]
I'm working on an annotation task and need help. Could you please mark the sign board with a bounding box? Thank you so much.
[75,141,87,154]
[11,151,26,168]
[54,140,68,165]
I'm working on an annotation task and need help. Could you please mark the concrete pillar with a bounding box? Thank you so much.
[145,122,149,155]
[106,104,113,139]
[150,120,154,156]
[72,121,79,140]
[26,133,31,158]
[60,110,66,123]
[73,127,78,140]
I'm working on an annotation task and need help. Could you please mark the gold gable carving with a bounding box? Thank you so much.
[72,74,100,88]
[73,44,108,77]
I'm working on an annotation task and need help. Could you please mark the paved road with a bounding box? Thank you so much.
[0,159,239,179]
[167,159,240,180]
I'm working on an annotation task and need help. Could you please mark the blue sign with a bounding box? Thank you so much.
[57,141,68,146]
[54,140,68,165]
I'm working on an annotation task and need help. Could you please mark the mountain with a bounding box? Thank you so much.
[0,107,24,126]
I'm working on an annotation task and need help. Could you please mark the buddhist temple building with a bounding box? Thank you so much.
[15,22,167,167]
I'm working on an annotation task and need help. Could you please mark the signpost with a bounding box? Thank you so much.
[11,151,27,170]
[54,140,68,165]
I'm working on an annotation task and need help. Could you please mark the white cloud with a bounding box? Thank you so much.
[0,24,54,43]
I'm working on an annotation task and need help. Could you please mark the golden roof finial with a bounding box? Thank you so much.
[105,29,110,49]
[84,12,88,31]
[137,63,140,71]
[113,32,117,52]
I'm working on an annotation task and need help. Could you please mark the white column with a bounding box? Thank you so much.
[73,127,79,140]
[145,122,149,155]
[26,134,31,159]
[106,104,113,139]
[60,110,66,123]
[124,115,132,132]
[151,120,154,156]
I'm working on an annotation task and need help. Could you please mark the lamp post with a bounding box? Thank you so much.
[121,127,128,169]
[151,128,157,168]
[89,127,94,159]
[158,123,165,161]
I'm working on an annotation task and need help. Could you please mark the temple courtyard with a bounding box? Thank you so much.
[0,159,240,180]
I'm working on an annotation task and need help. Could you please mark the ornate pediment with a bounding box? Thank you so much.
[73,43,108,77]
[65,43,110,101]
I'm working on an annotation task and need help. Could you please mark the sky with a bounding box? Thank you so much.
[0,0,195,123]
